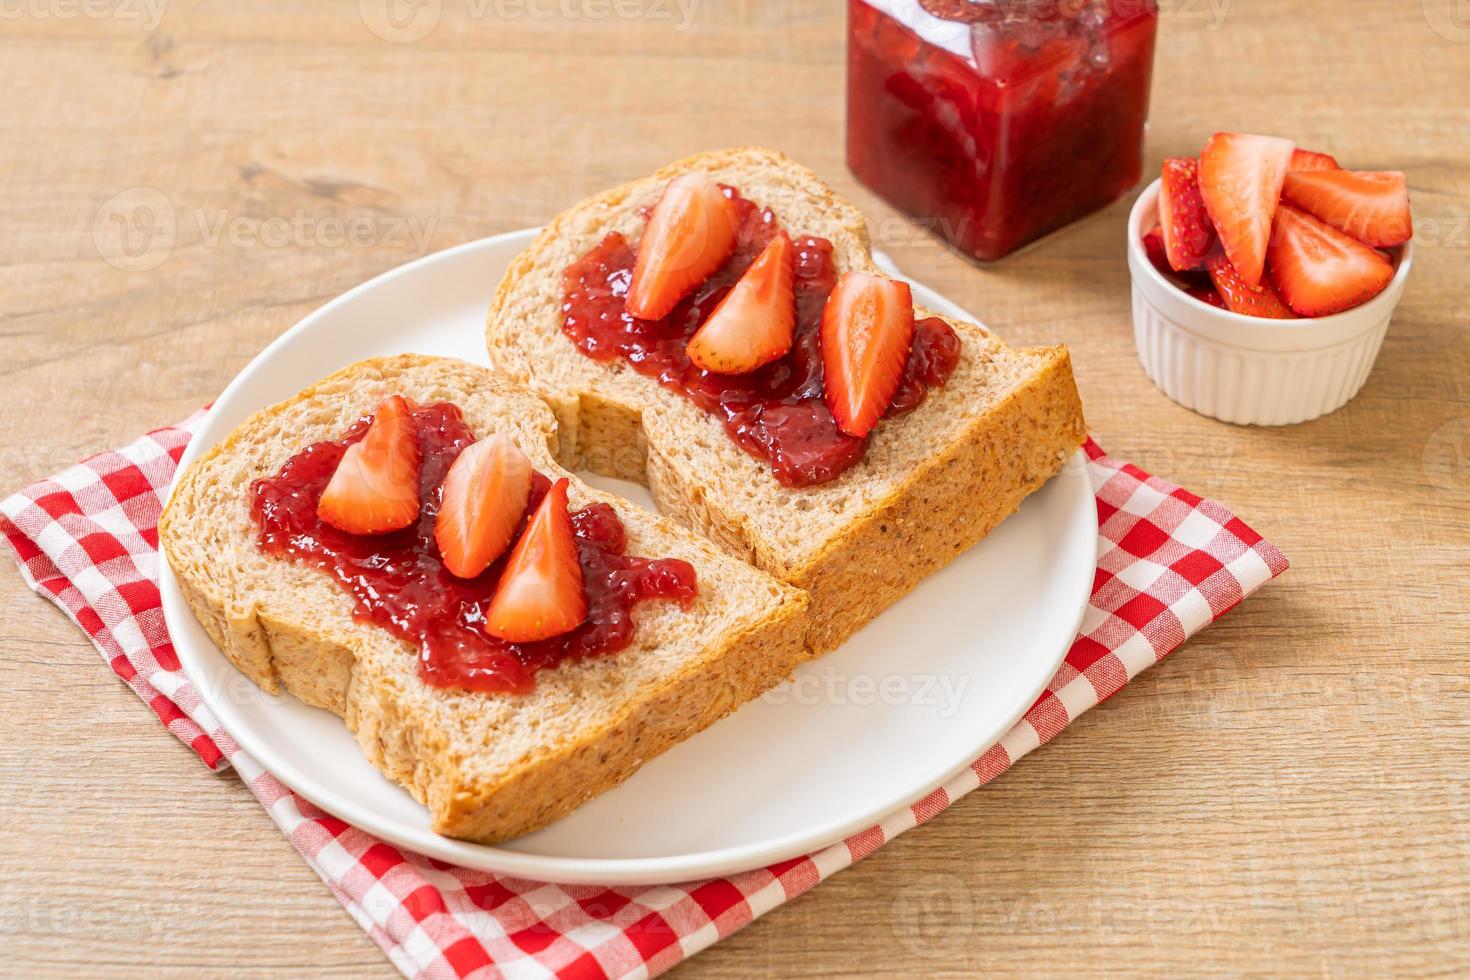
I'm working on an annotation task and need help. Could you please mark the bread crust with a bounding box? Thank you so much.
[487,148,1087,653]
[159,355,810,843]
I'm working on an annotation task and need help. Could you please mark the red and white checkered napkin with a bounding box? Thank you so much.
[2,414,1286,980]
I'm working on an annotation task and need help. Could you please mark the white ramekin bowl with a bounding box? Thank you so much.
[1127,178,1413,426]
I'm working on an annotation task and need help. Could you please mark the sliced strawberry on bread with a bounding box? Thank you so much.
[1280,169,1413,247]
[1158,157,1217,271]
[1206,252,1297,319]
[820,271,915,439]
[1268,205,1396,317]
[434,432,533,579]
[626,172,740,321]
[1289,148,1340,173]
[318,395,422,535]
[686,230,796,373]
[484,477,587,643]
[1198,132,1295,286]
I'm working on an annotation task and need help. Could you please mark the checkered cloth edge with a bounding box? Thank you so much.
[2,418,1286,980]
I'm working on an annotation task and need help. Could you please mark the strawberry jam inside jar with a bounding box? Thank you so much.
[847,0,1158,262]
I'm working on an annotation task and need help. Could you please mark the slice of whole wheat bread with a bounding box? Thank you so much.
[159,354,810,843]
[487,148,1087,652]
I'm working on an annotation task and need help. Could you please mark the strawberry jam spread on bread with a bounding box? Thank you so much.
[560,182,961,487]
[250,398,697,694]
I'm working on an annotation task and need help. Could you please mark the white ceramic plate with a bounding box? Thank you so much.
[160,229,1097,885]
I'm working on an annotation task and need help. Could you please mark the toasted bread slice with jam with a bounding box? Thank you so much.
[159,355,809,844]
[487,148,1087,652]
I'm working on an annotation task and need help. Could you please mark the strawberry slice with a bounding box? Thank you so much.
[1280,169,1412,247]
[1143,224,1208,287]
[1198,132,1295,287]
[1158,157,1217,271]
[1267,205,1396,317]
[626,173,740,321]
[318,396,421,535]
[820,271,916,438]
[1142,224,1173,278]
[1289,148,1340,173]
[1186,285,1228,310]
[484,477,587,643]
[686,230,796,373]
[434,432,533,579]
[1206,252,1297,319]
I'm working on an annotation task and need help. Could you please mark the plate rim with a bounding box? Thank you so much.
[160,228,1096,885]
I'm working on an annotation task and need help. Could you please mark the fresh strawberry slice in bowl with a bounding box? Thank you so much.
[1142,224,1172,277]
[1205,252,1297,319]
[434,432,533,580]
[1288,148,1340,173]
[1280,169,1412,248]
[1185,284,1228,310]
[1158,157,1217,271]
[820,271,916,439]
[1268,205,1396,317]
[1142,223,1209,287]
[318,395,422,535]
[626,172,740,321]
[484,477,588,643]
[686,230,796,373]
[1198,132,1295,286]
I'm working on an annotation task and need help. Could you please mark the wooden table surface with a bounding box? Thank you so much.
[3,1,1468,975]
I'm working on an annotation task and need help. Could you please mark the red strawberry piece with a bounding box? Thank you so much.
[1267,205,1396,317]
[318,395,421,535]
[686,230,796,373]
[1206,252,1298,319]
[1198,132,1295,286]
[626,173,740,321]
[1280,169,1413,247]
[484,477,587,643]
[820,272,916,439]
[434,432,533,579]
[1186,284,1228,310]
[1289,148,1340,173]
[1143,224,1209,288]
[1158,157,1217,271]
[1142,224,1173,277]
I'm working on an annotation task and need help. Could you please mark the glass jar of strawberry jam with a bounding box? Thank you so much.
[847,0,1159,262]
